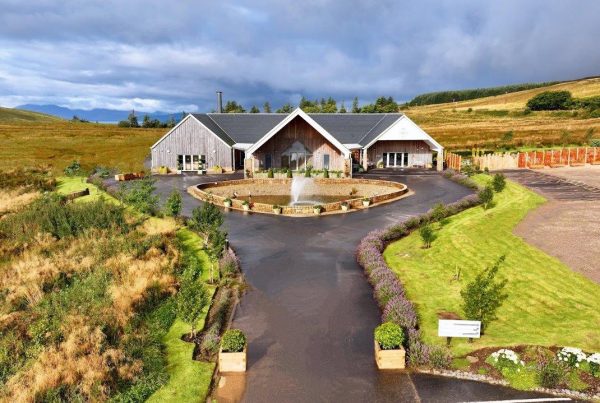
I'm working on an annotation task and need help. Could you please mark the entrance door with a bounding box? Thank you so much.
[384,152,408,167]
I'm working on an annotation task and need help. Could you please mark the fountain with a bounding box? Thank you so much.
[290,176,314,206]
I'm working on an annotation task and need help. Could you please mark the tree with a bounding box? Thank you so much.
[166,115,176,128]
[492,173,506,193]
[250,105,260,113]
[206,227,227,283]
[361,96,399,113]
[128,111,139,127]
[460,255,508,333]
[164,189,182,217]
[276,103,294,113]
[142,114,152,128]
[339,101,347,113]
[263,102,271,113]
[478,185,494,209]
[224,100,245,113]
[321,97,338,113]
[118,120,131,127]
[188,202,224,246]
[419,223,435,248]
[119,177,159,215]
[431,202,447,224]
[351,97,360,113]
[526,91,573,111]
[176,273,209,336]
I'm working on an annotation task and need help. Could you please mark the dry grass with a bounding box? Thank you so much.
[414,77,600,111]
[0,188,39,216]
[140,216,179,235]
[405,77,600,149]
[4,315,141,402]
[0,121,164,172]
[107,243,179,326]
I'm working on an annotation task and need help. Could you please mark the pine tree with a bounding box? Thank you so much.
[351,97,360,113]
[339,101,347,113]
[128,111,139,127]
[263,102,271,113]
[250,105,260,113]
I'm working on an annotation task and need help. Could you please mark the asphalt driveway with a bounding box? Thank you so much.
[151,170,557,402]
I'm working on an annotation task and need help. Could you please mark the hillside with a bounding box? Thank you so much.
[412,77,600,112]
[0,106,63,123]
[407,77,600,150]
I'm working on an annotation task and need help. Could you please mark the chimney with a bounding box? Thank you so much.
[216,91,223,113]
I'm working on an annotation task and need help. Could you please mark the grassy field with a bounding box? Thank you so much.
[0,106,62,123]
[0,121,164,172]
[407,77,600,149]
[383,175,600,356]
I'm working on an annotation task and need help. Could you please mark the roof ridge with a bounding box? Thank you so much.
[357,114,391,144]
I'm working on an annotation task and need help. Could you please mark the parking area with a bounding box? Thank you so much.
[505,168,600,284]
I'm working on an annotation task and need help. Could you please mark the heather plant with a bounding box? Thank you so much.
[428,345,452,369]
[430,202,448,224]
[374,278,403,309]
[219,248,240,278]
[537,360,567,388]
[382,296,417,330]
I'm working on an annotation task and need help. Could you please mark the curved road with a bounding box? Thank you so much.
[152,170,558,403]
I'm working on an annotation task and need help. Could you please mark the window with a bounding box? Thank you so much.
[177,155,183,170]
[192,155,199,170]
[323,154,330,170]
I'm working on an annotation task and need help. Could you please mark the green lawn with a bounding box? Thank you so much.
[56,176,117,203]
[147,229,218,402]
[384,175,600,356]
[147,288,216,403]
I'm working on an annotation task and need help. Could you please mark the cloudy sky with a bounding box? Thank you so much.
[1,0,599,112]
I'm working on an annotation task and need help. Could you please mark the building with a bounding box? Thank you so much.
[150,107,443,176]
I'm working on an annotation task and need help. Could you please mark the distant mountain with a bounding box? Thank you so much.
[0,106,63,123]
[16,104,183,123]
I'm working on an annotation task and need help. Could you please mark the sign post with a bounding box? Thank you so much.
[438,320,481,346]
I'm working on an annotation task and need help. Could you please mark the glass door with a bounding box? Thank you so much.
[384,152,408,167]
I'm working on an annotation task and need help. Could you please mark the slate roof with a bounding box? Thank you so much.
[190,112,404,148]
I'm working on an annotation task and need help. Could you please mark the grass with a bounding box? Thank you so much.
[0,106,62,123]
[0,121,164,172]
[147,288,216,403]
[147,229,218,402]
[56,177,219,400]
[383,175,600,356]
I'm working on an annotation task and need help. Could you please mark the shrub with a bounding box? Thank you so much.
[219,249,240,278]
[492,173,506,193]
[119,177,159,215]
[304,167,311,178]
[419,224,435,248]
[478,185,494,209]
[460,255,508,333]
[92,166,112,179]
[267,168,274,178]
[0,167,56,191]
[286,169,293,178]
[323,169,329,179]
[526,91,573,111]
[428,345,452,369]
[490,349,525,371]
[374,278,403,309]
[374,322,404,350]
[63,160,82,176]
[382,296,417,330]
[221,329,246,352]
[407,328,429,366]
[590,139,600,147]
[587,353,600,376]
[430,203,447,223]
[163,190,182,217]
[556,347,586,369]
[537,361,567,388]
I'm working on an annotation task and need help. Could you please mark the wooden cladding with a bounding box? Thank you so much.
[251,116,345,170]
[367,140,433,168]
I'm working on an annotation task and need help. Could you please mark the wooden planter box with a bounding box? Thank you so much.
[272,208,282,215]
[219,346,247,373]
[362,200,371,207]
[224,201,232,208]
[374,339,405,370]
[242,204,250,211]
[341,205,349,212]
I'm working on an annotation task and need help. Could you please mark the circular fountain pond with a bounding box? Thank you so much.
[189,177,409,216]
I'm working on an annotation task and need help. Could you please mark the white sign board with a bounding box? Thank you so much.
[438,320,481,338]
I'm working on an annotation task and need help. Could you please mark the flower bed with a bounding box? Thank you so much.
[356,174,482,367]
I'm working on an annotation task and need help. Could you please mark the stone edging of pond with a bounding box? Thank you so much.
[188,178,409,216]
